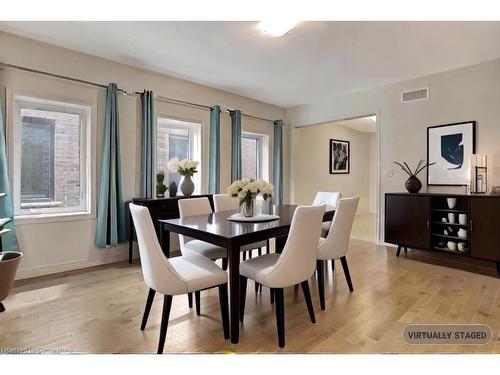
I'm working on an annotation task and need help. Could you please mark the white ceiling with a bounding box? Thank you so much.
[2,21,500,108]
[335,117,376,133]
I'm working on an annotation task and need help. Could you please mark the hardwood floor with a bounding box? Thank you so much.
[1,239,499,353]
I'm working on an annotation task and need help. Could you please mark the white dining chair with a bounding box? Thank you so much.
[178,197,228,314]
[313,191,341,237]
[316,196,359,310]
[129,203,229,354]
[239,204,326,347]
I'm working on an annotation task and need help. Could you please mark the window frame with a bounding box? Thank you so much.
[242,131,267,180]
[156,117,202,194]
[12,95,92,219]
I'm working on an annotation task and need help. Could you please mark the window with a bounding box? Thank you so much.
[242,132,268,180]
[156,118,201,192]
[13,96,91,217]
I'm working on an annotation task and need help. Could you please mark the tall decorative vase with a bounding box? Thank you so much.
[180,175,195,196]
[260,197,272,215]
[240,198,256,217]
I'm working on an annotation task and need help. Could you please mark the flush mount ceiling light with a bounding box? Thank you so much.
[368,115,377,122]
[258,20,298,37]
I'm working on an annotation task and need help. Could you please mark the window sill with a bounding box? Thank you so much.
[14,211,95,226]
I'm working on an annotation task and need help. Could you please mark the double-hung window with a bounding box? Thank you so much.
[12,96,91,217]
[242,132,268,180]
[156,117,201,193]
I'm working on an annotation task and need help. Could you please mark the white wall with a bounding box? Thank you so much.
[0,31,289,279]
[368,133,377,214]
[293,121,372,214]
[287,58,500,242]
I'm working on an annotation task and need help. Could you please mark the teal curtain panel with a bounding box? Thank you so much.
[96,83,125,248]
[230,110,242,182]
[140,90,156,198]
[208,105,221,193]
[273,120,284,205]
[0,103,18,251]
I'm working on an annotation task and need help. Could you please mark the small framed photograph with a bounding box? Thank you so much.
[427,121,475,186]
[329,139,350,174]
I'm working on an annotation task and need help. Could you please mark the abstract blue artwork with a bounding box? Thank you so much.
[427,122,475,186]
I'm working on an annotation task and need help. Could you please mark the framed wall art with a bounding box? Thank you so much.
[427,121,475,186]
[329,139,350,174]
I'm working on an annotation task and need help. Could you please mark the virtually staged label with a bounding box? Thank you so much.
[403,324,492,345]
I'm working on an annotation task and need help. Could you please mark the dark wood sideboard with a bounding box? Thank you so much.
[126,195,214,264]
[385,192,500,275]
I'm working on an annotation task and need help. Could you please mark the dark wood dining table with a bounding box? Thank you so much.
[158,204,335,344]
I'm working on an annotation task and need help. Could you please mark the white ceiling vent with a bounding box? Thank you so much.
[401,87,429,103]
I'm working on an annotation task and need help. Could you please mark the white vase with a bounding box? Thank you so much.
[447,241,457,251]
[457,228,467,239]
[458,242,466,252]
[447,198,457,209]
[458,214,467,225]
[448,213,456,224]
[180,175,195,196]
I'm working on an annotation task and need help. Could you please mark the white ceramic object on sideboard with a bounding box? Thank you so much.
[457,228,467,239]
[447,198,457,209]
[444,230,449,235]
[448,213,456,224]
[457,242,466,252]
[447,241,457,251]
[441,217,448,223]
[458,214,467,225]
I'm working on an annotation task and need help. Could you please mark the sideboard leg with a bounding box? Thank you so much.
[496,262,500,276]
[396,245,402,257]
[404,247,408,253]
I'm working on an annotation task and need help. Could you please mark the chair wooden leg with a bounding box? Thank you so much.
[141,288,156,330]
[157,295,173,354]
[275,288,285,347]
[301,280,316,323]
[240,276,248,322]
[248,250,252,259]
[243,252,247,261]
[316,260,325,310]
[255,282,260,293]
[258,247,262,256]
[222,257,228,271]
[340,256,354,292]
[187,292,193,308]
[270,287,275,304]
[195,291,201,315]
[266,239,270,254]
[218,284,230,339]
[331,259,335,272]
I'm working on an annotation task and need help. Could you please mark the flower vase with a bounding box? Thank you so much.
[260,197,272,215]
[405,175,422,194]
[180,175,195,196]
[240,198,256,217]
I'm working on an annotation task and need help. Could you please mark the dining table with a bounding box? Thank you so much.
[158,204,335,344]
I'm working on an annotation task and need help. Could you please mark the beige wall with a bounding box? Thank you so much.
[368,133,377,214]
[288,58,500,242]
[0,31,288,278]
[293,122,372,214]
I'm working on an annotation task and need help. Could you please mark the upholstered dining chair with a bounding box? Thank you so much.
[239,204,326,347]
[313,191,341,237]
[178,197,227,314]
[316,196,359,310]
[129,203,229,354]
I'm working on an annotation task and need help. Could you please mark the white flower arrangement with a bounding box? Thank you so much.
[227,178,274,204]
[167,158,199,177]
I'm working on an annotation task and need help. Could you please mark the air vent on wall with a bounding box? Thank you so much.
[401,87,429,103]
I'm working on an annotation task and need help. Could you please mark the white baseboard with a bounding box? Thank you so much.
[15,251,139,280]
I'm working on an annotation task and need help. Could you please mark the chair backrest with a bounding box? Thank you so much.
[318,197,359,260]
[213,194,239,212]
[129,203,186,295]
[263,204,326,288]
[313,191,341,211]
[178,197,213,250]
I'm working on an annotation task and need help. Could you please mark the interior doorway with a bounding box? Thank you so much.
[292,115,379,243]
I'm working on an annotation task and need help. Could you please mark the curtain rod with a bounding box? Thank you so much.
[226,109,275,124]
[0,61,281,121]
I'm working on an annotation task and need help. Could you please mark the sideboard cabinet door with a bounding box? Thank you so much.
[385,194,431,249]
[470,198,500,262]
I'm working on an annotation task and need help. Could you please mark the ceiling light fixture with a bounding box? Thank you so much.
[368,115,377,122]
[258,20,297,37]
